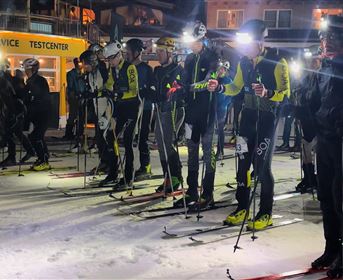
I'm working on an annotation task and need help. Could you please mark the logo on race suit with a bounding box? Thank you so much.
[128,68,136,83]
[256,137,271,156]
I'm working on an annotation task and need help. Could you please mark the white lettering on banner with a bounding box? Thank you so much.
[256,138,271,156]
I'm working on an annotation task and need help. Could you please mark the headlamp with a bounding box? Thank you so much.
[236,33,253,44]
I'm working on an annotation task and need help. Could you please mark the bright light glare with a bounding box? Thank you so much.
[182,34,195,43]
[291,60,302,74]
[122,43,127,48]
[320,19,328,30]
[236,33,253,44]
[304,51,312,59]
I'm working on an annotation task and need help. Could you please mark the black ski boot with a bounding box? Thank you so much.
[20,152,35,163]
[312,247,339,269]
[173,192,198,208]
[188,194,214,211]
[134,164,152,181]
[63,124,75,140]
[99,174,117,187]
[112,178,131,190]
[327,254,342,279]
[0,156,16,167]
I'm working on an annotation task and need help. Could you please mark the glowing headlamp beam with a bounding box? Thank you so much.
[236,33,253,44]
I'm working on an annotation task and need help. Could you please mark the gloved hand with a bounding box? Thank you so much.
[207,79,219,92]
[166,81,182,100]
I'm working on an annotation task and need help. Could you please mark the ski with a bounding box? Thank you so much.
[111,189,184,204]
[135,200,237,220]
[48,183,150,197]
[188,218,303,244]
[0,165,76,176]
[239,267,327,280]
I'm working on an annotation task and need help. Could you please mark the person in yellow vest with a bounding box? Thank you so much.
[208,19,290,230]
[100,41,139,189]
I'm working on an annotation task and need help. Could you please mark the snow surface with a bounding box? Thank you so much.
[0,135,326,279]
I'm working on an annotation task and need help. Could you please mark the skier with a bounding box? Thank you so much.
[78,50,109,173]
[125,38,154,180]
[149,37,185,193]
[216,61,232,158]
[174,21,220,209]
[64,58,82,140]
[294,50,321,194]
[208,19,290,230]
[0,58,34,166]
[100,41,139,188]
[309,15,343,279]
[23,58,52,171]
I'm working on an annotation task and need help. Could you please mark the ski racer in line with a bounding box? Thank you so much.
[208,19,290,230]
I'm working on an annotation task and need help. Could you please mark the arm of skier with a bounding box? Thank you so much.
[269,58,290,102]
[207,63,244,96]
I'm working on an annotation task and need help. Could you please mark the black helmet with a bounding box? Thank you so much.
[318,15,343,41]
[126,38,145,53]
[80,50,98,68]
[238,19,268,41]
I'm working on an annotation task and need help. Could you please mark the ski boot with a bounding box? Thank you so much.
[112,178,131,191]
[89,162,108,176]
[20,152,35,163]
[189,194,214,212]
[295,179,312,194]
[312,246,339,270]
[247,212,273,231]
[174,192,198,208]
[99,174,118,187]
[223,208,250,226]
[0,156,16,167]
[88,144,98,154]
[327,254,342,279]
[31,160,51,171]
[156,176,180,193]
[135,164,152,181]
[276,142,290,151]
[69,143,81,153]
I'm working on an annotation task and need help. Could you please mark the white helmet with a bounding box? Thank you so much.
[103,41,122,59]
[22,58,39,70]
[221,60,230,70]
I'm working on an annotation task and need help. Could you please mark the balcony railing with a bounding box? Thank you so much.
[0,12,82,37]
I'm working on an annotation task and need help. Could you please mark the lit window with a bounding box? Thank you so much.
[312,8,343,29]
[217,10,244,29]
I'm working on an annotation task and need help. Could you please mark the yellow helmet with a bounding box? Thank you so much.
[156,37,176,51]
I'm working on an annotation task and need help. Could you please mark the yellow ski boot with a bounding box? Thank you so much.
[223,208,250,226]
[247,213,273,231]
[32,161,51,171]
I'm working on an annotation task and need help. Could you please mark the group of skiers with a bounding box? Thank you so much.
[0,57,51,171]
[0,15,342,278]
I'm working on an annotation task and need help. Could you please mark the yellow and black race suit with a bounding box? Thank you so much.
[104,59,139,182]
[222,48,290,215]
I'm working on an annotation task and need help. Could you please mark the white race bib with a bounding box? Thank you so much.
[236,136,248,154]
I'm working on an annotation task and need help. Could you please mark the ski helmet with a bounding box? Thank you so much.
[221,60,230,70]
[0,57,10,72]
[103,40,123,59]
[88,43,103,54]
[22,58,39,71]
[183,21,207,42]
[79,50,98,68]
[126,38,145,53]
[156,37,176,52]
[237,19,268,43]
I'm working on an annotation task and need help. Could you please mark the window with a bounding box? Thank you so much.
[217,10,244,29]
[312,8,343,29]
[264,10,277,28]
[264,10,291,28]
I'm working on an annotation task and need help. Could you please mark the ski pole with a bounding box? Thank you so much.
[233,105,281,252]
[18,120,24,177]
[155,103,175,199]
[171,101,189,219]
[197,91,214,221]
